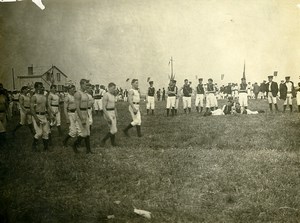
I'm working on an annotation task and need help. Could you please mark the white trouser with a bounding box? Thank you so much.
[206,93,217,108]
[239,92,248,107]
[267,93,277,104]
[195,94,204,107]
[129,105,141,126]
[166,96,176,109]
[75,110,90,137]
[51,106,61,126]
[146,96,155,109]
[284,93,293,105]
[212,109,225,116]
[88,108,93,126]
[68,112,78,137]
[297,92,300,105]
[94,99,103,111]
[245,109,258,115]
[104,110,117,134]
[32,114,50,139]
[20,108,32,125]
[124,96,128,102]
[182,96,191,109]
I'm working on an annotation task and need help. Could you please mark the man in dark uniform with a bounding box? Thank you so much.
[162,88,166,101]
[195,78,205,113]
[166,80,177,116]
[206,78,217,112]
[259,81,267,99]
[146,81,155,115]
[266,75,279,112]
[180,79,193,114]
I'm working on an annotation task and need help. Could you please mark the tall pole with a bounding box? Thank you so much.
[12,68,15,90]
[171,57,173,78]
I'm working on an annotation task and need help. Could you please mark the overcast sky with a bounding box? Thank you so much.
[1,0,300,91]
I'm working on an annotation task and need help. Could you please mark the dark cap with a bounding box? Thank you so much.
[208,78,213,82]
[149,81,153,84]
[198,78,203,81]
[184,79,188,82]
[268,75,273,78]
[285,76,290,79]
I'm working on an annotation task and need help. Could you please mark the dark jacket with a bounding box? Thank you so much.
[280,81,295,100]
[266,81,278,97]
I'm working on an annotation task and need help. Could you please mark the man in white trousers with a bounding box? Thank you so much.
[146,81,155,115]
[123,79,142,137]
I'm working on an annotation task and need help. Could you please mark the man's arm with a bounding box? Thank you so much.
[128,90,138,114]
[30,95,40,126]
[102,94,110,120]
[74,92,84,122]
[47,94,54,114]
[19,95,26,113]
[64,96,69,123]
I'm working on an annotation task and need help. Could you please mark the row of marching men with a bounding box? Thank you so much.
[145,76,300,116]
[0,79,143,152]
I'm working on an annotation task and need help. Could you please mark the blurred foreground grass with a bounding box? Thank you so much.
[0,98,300,222]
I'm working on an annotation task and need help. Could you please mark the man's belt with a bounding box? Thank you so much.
[93,96,102,99]
[12,99,19,102]
[88,107,92,109]
[24,106,30,109]
[287,91,292,93]
[68,109,76,113]
[168,94,176,97]
[183,95,191,97]
[239,91,247,93]
[80,108,87,111]
[133,102,139,104]
[106,108,115,111]
[51,104,59,107]
[36,112,46,115]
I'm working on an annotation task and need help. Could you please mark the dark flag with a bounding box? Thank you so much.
[126,78,130,82]
[274,71,278,77]
[147,77,151,82]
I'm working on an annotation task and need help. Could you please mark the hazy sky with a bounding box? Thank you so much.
[1,0,300,91]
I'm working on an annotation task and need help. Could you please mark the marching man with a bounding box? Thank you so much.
[72,79,92,154]
[146,81,155,115]
[100,82,118,146]
[180,79,193,114]
[123,79,142,137]
[93,84,104,115]
[266,75,279,112]
[0,86,9,145]
[12,86,34,135]
[166,79,177,116]
[63,85,77,147]
[30,82,51,151]
[48,85,62,135]
[238,78,248,113]
[195,78,205,113]
[206,78,218,112]
[282,76,295,112]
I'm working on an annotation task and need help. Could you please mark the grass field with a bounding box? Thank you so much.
[0,98,300,222]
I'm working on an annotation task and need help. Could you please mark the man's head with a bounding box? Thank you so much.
[68,85,76,95]
[198,78,203,84]
[208,78,213,84]
[149,81,154,87]
[285,76,290,82]
[80,79,89,91]
[21,86,29,94]
[34,82,44,94]
[131,79,139,89]
[108,82,117,95]
[268,76,273,82]
[184,79,188,85]
[241,78,246,84]
[50,85,57,93]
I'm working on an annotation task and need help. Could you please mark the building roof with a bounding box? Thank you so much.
[17,65,68,79]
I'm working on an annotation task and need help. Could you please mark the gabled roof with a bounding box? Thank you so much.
[17,65,68,79]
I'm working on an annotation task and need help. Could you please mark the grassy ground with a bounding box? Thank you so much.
[0,98,300,222]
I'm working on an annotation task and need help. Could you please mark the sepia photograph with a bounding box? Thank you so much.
[0,0,300,222]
